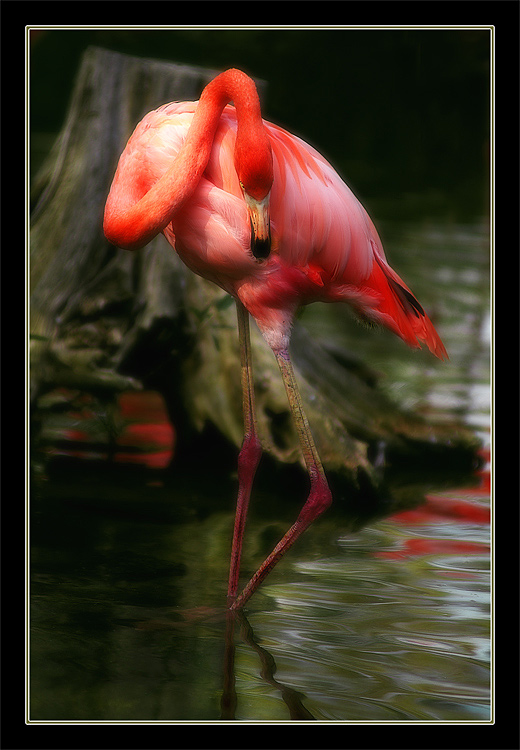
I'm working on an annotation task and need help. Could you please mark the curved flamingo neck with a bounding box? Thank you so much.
[104,69,271,251]
[185,69,272,197]
[198,69,264,130]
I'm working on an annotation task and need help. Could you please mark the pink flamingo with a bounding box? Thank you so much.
[104,68,447,610]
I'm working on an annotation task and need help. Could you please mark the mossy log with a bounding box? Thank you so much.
[30,47,480,494]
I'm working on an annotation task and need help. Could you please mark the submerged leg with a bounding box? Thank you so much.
[227,301,262,604]
[231,347,332,610]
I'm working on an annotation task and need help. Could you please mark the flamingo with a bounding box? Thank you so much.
[104,68,447,610]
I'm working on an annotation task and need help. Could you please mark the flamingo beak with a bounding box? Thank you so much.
[244,192,271,260]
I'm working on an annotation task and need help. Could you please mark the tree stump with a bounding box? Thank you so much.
[30,47,480,496]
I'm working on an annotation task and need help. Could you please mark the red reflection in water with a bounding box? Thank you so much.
[373,448,490,568]
[373,537,489,561]
[114,393,176,468]
[391,495,490,526]
[46,390,176,469]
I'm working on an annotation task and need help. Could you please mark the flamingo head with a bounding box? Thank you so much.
[236,138,273,260]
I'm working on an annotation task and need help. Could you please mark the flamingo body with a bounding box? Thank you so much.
[107,99,446,358]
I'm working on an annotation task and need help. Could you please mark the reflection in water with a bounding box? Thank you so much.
[30,474,489,722]
[220,611,238,719]
[221,610,315,720]
[30,479,490,722]
[222,480,490,721]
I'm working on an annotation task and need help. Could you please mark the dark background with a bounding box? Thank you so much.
[29,25,491,219]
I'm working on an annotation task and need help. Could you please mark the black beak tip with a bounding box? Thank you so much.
[251,236,271,260]
[250,216,271,260]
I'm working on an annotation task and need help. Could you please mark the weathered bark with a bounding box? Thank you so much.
[30,47,479,492]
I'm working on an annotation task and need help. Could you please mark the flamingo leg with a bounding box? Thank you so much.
[231,346,332,610]
[227,301,263,604]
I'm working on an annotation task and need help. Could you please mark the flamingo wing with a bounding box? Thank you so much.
[261,122,447,359]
